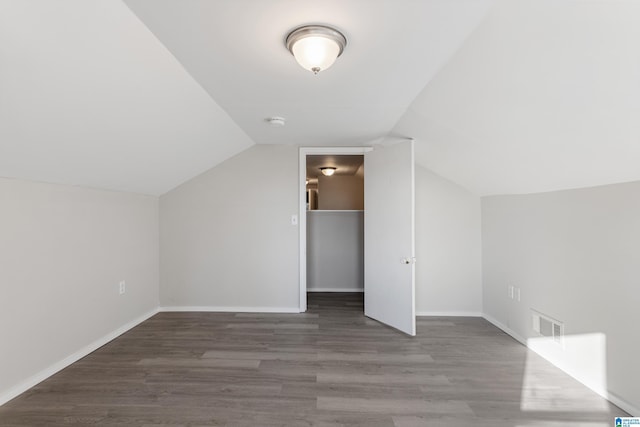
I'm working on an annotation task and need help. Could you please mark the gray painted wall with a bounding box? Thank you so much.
[307,211,364,292]
[0,178,159,401]
[160,145,482,315]
[482,181,640,414]
[159,145,300,310]
[415,166,482,315]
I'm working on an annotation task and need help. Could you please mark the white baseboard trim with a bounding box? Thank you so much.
[481,313,527,345]
[608,391,640,417]
[482,314,639,417]
[159,306,300,313]
[417,311,482,317]
[0,307,158,407]
[307,288,364,293]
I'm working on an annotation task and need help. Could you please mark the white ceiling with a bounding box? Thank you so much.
[1,0,639,196]
[395,0,640,195]
[0,0,252,195]
[306,155,364,179]
[122,0,493,147]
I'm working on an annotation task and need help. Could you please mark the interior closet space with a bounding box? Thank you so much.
[306,155,364,292]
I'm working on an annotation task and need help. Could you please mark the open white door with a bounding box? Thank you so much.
[364,140,416,336]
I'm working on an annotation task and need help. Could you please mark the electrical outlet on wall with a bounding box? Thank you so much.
[119,280,126,295]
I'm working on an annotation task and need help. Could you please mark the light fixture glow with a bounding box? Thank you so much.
[320,167,336,176]
[286,25,346,74]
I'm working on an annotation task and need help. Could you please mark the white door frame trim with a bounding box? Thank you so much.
[298,146,372,312]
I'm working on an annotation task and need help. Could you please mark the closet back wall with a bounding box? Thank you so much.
[317,175,363,210]
[307,211,364,292]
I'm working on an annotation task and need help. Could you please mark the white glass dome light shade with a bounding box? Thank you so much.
[286,25,347,75]
[291,36,340,74]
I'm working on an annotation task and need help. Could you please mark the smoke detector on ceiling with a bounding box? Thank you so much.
[265,116,286,127]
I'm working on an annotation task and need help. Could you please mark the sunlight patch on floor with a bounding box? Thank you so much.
[522,332,609,413]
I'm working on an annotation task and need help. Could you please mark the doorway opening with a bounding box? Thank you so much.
[298,143,416,336]
[298,147,370,312]
[306,154,364,300]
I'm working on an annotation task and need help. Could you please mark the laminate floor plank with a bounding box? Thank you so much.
[281,382,425,400]
[317,373,451,387]
[316,352,434,364]
[202,350,319,361]
[0,292,628,426]
[317,396,473,415]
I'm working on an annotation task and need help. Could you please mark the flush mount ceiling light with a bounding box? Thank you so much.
[286,25,347,75]
[320,167,337,176]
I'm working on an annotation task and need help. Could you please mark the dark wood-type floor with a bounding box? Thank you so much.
[0,293,627,426]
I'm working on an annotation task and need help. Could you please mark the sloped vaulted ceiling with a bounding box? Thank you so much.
[123,0,493,148]
[1,0,639,196]
[0,0,253,195]
[395,0,640,195]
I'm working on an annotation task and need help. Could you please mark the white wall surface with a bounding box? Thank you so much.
[414,166,482,315]
[307,211,364,292]
[482,181,640,415]
[159,145,299,311]
[160,148,482,314]
[0,178,159,403]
